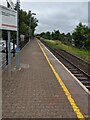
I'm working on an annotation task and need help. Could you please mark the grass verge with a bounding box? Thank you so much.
[41,39,90,63]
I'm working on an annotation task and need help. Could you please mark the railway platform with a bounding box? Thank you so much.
[2,38,89,119]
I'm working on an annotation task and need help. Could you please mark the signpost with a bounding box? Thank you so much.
[16,0,20,70]
[7,31,11,79]
[0,5,17,79]
[0,5,17,31]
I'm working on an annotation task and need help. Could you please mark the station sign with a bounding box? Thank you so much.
[0,5,17,31]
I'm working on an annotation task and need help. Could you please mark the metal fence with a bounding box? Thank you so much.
[0,37,29,69]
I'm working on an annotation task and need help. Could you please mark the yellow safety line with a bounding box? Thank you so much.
[38,41,85,120]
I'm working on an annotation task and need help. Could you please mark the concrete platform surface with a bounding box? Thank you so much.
[38,39,89,119]
[2,38,89,119]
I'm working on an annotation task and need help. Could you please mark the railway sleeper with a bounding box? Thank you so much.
[86,86,90,91]
[69,68,78,71]
[65,66,74,69]
[77,77,88,80]
[81,81,90,85]
[74,74,84,77]
[71,71,81,74]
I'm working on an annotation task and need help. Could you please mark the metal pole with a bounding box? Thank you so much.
[16,0,20,69]
[29,17,30,42]
[6,32,8,65]
[88,2,90,28]
[29,11,31,42]
[29,12,36,42]
[8,31,11,80]
[30,16,31,40]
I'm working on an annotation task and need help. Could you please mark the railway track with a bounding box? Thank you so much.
[58,49,89,75]
[41,41,90,91]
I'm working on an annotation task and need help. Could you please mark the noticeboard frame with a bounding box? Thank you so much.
[0,5,17,31]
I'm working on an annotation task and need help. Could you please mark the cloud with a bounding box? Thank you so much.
[1,1,88,34]
[1,0,89,3]
[21,2,88,33]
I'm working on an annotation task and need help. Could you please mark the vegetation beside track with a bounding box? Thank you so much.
[40,38,90,63]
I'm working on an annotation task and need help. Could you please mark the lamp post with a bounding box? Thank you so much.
[16,0,20,70]
[29,11,36,42]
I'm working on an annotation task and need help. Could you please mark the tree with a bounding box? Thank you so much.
[44,31,51,39]
[65,32,72,45]
[31,17,38,36]
[51,30,61,40]
[54,30,60,40]
[40,32,46,38]
[59,33,65,41]
[39,22,90,50]
[72,22,88,48]
[27,11,38,37]
[84,27,90,50]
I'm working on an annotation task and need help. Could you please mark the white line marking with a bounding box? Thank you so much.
[39,40,90,95]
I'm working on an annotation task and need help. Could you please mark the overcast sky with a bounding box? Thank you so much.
[1,0,88,34]
[21,2,88,34]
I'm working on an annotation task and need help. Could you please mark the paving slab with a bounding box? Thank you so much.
[2,39,80,119]
[38,39,90,120]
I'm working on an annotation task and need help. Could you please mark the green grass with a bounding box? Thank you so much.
[41,39,90,63]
